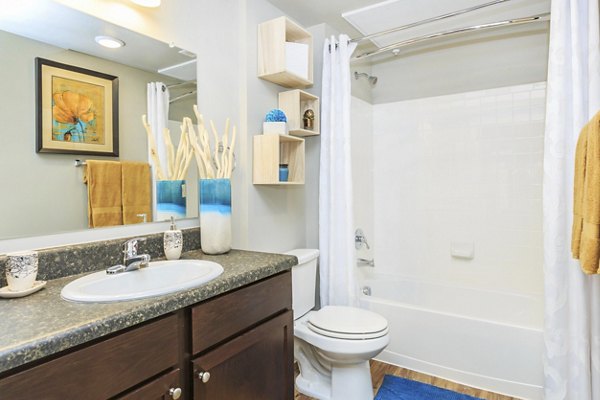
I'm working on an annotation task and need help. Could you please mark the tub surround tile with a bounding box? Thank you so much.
[0,228,201,288]
[0,249,297,374]
[369,83,545,295]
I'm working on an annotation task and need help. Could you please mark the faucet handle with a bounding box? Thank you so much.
[355,228,371,250]
[123,237,147,258]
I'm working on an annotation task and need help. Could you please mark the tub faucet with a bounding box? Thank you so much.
[357,257,375,267]
[106,238,151,274]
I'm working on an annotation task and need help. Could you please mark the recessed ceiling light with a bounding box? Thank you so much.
[131,0,161,7]
[95,36,125,49]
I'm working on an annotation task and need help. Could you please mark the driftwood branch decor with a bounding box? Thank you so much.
[142,106,236,180]
[189,105,236,179]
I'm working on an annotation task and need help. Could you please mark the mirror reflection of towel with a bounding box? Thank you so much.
[572,111,600,274]
[84,160,123,228]
[84,161,152,228]
[122,162,153,225]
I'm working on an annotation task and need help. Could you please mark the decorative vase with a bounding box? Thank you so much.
[199,179,231,254]
[156,180,186,221]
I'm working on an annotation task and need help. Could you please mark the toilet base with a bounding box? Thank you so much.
[296,373,331,400]
[295,353,374,400]
[294,338,373,400]
[331,361,374,400]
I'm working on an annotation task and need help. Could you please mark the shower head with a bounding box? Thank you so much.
[354,71,378,86]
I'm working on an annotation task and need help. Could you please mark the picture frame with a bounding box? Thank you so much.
[36,57,119,156]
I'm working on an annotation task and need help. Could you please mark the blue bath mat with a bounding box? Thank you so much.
[375,375,483,400]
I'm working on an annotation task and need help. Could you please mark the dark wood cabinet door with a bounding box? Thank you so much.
[117,369,182,400]
[192,311,294,400]
[0,314,179,400]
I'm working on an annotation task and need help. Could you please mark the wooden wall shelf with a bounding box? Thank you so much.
[278,89,319,137]
[253,134,305,185]
[258,17,313,88]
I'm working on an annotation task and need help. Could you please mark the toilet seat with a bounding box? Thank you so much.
[307,323,388,340]
[294,312,390,360]
[307,306,389,340]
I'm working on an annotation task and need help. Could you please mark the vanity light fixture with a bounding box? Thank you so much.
[95,36,126,49]
[130,0,161,7]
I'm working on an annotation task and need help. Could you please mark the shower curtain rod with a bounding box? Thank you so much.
[350,0,511,44]
[352,12,550,61]
[169,90,197,103]
[166,81,196,89]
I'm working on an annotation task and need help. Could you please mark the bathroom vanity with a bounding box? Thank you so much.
[0,250,296,400]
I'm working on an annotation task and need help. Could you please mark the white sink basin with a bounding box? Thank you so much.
[61,260,224,303]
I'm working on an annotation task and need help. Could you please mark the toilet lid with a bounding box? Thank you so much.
[307,306,388,340]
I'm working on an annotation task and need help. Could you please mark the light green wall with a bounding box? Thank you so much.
[0,30,174,238]
[2,0,318,255]
[189,0,317,253]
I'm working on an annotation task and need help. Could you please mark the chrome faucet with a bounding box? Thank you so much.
[106,238,151,274]
[357,257,375,267]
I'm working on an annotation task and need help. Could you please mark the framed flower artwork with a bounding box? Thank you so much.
[35,58,119,156]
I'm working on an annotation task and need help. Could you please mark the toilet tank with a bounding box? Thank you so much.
[285,249,319,319]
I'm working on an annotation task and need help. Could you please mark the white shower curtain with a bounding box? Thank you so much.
[319,35,358,307]
[147,82,170,174]
[147,82,169,220]
[543,1,600,399]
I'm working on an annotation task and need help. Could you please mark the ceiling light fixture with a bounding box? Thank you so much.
[130,0,161,7]
[95,36,125,49]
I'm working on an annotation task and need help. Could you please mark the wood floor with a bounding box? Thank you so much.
[294,360,518,400]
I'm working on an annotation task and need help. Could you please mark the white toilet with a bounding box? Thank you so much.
[287,249,389,400]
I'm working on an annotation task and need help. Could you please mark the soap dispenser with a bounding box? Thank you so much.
[164,217,183,260]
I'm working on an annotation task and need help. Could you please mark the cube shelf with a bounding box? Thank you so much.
[253,134,305,185]
[257,16,313,88]
[278,89,319,137]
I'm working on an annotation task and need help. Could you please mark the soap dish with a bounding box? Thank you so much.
[0,281,47,298]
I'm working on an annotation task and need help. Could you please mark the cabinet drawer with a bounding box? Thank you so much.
[117,369,182,400]
[191,271,291,354]
[0,314,178,400]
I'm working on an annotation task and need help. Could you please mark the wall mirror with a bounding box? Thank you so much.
[0,3,199,240]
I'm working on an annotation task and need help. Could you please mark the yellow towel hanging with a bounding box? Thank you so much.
[572,110,600,274]
[122,162,152,225]
[83,160,123,228]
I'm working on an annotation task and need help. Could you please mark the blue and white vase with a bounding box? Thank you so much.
[156,180,186,221]
[199,179,231,254]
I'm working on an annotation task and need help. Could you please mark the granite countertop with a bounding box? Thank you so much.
[0,249,297,374]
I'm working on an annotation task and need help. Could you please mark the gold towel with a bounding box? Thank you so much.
[84,160,123,228]
[572,111,600,274]
[122,162,153,225]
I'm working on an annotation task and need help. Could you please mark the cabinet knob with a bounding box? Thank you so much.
[198,371,211,383]
[168,387,182,399]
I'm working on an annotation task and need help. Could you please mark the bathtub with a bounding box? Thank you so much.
[359,271,544,400]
